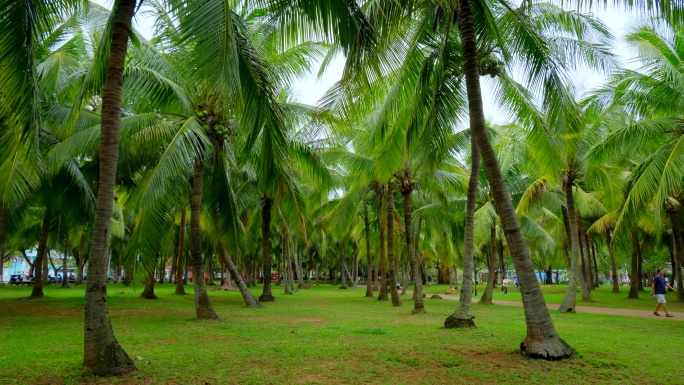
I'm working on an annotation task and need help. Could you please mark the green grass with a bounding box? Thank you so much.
[420,282,684,312]
[1,283,682,385]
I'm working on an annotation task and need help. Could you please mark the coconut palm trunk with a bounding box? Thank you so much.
[668,209,684,280]
[30,210,50,298]
[628,231,640,299]
[175,207,187,294]
[259,196,275,302]
[559,180,582,312]
[83,0,138,375]
[61,232,70,288]
[445,131,479,328]
[364,208,374,297]
[339,240,347,289]
[217,242,260,308]
[294,237,304,289]
[386,182,401,307]
[578,219,594,291]
[377,192,389,300]
[142,266,157,299]
[189,161,218,319]
[480,225,497,304]
[400,178,424,313]
[453,0,572,358]
[606,228,619,293]
[576,216,592,299]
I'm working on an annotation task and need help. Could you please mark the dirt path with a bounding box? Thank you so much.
[412,291,684,320]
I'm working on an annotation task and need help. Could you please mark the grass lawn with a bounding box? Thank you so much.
[1,283,682,385]
[421,282,684,312]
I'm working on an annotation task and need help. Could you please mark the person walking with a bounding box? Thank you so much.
[651,269,675,317]
[502,276,509,296]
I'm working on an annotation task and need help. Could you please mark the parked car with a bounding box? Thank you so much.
[9,274,23,285]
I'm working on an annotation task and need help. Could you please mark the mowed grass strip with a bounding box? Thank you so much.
[1,283,681,385]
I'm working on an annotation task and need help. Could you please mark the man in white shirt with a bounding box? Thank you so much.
[502,276,509,296]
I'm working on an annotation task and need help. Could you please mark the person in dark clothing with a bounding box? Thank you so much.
[651,269,675,317]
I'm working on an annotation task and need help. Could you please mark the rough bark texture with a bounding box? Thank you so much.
[218,242,260,308]
[628,231,640,299]
[455,0,572,358]
[259,197,275,302]
[175,208,186,294]
[83,0,138,375]
[142,268,157,299]
[364,208,374,297]
[559,182,581,313]
[189,162,218,319]
[31,210,51,298]
[386,183,401,307]
[480,226,497,304]
[606,228,619,293]
[401,180,424,313]
[445,117,479,328]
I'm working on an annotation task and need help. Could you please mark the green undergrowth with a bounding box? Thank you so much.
[421,283,684,312]
[1,283,682,384]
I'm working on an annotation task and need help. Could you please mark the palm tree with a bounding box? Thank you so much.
[82,0,139,375]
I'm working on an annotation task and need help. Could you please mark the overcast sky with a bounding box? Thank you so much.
[96,1,643,124]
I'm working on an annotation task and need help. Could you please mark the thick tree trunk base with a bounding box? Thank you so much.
[339,286,347,290]
[258,294,275,302]
[84,340,139,376]
[611,286,620,294]
[558,304,575,313]
[195,301,219,320]
[444,314,475,329]
[175,285,186,295]
[411,307,426,315]
[520,336,574,360]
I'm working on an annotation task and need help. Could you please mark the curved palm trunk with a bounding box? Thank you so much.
[142,267,157,299]
[189,162,218,319]
[628,231,640,299]
[401,180,424,313]
[480,226,497,304]
[175,207,187,294]
[559,182,582,312]
[445,131,479,328]
[454,0,572,358]
[364,208,374,297]
[83,0,138,375]
[217,242,260,308]
[606,228,619,293]
[30,210,50,298]
[259,196,275,302]
[386,182,401,307]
